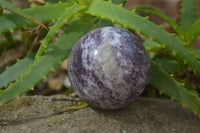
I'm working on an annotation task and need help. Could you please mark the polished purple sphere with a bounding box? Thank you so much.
[68,27,150,110]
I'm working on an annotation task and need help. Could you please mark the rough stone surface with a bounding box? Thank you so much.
[0,95,200,133]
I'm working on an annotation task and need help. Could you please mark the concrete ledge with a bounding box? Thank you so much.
[0,95,199,133]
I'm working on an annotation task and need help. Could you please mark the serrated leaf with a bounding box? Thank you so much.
[0,2,71,34]
[133,4,161,12]
[186,19,200,45]
[0,18,94,104]
[181,0,197,32]
[86,0,200,77]
[149,61,200,114]
[143,40,162,51]
[34,4,87,62]
[188,47,200,61]
[112,0,127,5]
[155,59,185,73]
[135,8,184,38]
[95,18,114,28]
[0,0,47,29]
[0,52,35,89]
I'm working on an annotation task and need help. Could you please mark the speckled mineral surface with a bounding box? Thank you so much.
[68,27,150,110]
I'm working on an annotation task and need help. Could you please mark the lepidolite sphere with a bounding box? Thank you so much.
[68,27,150,110]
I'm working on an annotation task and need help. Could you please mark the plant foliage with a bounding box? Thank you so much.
[0,0,200,115]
